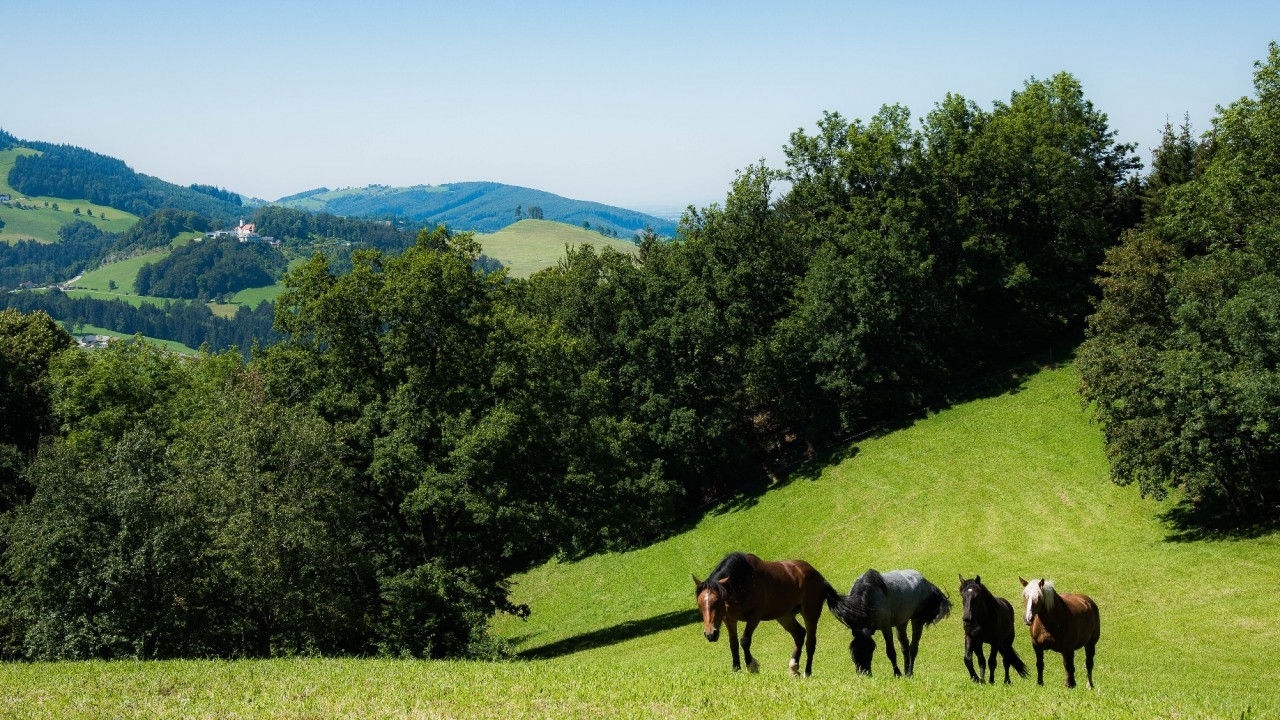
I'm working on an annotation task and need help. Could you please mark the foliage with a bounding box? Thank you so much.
[6,142,242,222]
[0,309,74,514]
[111,209,210,254]
[0,291,279,355]
[0,220,114,291]
[1079,43,1280,525]
[187,183,242,206]
[134,236,287,300]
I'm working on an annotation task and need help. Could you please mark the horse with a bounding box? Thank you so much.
[958,574,1028,684]
[1019,577,1101,689]
[693,551,843,677]
[831,569,951,677]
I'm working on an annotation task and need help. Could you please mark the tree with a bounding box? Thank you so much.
[0,310,74,514]
[528,206,543,220]
[1079,43,1280,526]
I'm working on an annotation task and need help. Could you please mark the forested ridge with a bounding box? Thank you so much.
[5,141,244,222]
[2,50,1277,662]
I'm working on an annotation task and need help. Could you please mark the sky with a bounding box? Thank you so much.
[4,1,1279,212]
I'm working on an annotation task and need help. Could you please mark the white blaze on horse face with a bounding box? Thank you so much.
[1022,581,1040,626]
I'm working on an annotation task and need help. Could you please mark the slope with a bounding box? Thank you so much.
[0,148,138,243]
[486,362,1280,716]
[475,219,640,277]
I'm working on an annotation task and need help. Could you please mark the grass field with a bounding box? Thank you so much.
[57,322,200,355]
[0,148,138,243]
[0,364,1275,718]
[476,219,640,277]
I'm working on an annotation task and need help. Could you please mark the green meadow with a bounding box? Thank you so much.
[1,364,1275,718]
[476,219,640,277]
[56,323,200,355]
[0,148,137,243]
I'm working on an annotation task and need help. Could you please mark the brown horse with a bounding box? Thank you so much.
[1020,577,1101,688]
[693,552,842,676]
[959,574,1028,684]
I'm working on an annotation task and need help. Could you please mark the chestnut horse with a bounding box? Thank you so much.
[958,574,1028,684]
[693,552,842,676]
[1020,577,1101,688]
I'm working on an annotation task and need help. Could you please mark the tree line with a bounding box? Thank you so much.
[5,142,243,222]
[1078,43,1280,528]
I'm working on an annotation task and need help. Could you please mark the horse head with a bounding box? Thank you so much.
[1019,577,1053,626]
[850,626,876,675]
[959,574,985,633]
[693,574,730,642]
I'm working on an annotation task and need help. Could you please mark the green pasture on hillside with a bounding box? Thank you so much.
[0,364,1275,718]
[57,323,200,355]
[0,148,138,243]
[476,219,640,277]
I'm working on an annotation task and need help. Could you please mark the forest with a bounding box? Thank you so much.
[1,46,1278,662]
[134,237,288,300]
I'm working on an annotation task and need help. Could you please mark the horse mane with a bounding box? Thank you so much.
[833,569,887,628]
[698,552,756,603]
[1025,578,1057,613]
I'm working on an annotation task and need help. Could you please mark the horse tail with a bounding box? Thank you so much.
[823,581,845,615]
[921,583,951,626]
[1004,645,1030,678]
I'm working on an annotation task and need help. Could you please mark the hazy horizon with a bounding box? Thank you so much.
[5,1,1279,211]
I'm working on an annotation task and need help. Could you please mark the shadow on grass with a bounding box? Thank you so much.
[1160,499,1279,542]
[518,608,698,660]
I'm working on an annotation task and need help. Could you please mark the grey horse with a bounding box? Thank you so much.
[831,569,951,676]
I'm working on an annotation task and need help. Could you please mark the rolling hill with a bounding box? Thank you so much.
[475,219,640,277]
[275,182,679,237]
[1,363,1274,717]
[0,148,138,243]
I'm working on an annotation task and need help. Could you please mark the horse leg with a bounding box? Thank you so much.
[802,604,820,677]
[1085,641,1096,689]
[884,628,902,677]
[726,619,741,672]
[975,642,989,683]
[907,620,924,677]
[1063,649,1077,689]
[778,615,806,677]
[963,635,981,683]
[741,620,760,673]
[1034,646,1045,686]
[998,643,1009,684]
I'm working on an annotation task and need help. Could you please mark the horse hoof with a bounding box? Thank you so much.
[747,659,759,674]
[788,659,799,677]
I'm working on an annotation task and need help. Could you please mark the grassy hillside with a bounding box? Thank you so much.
[477,219,640,277]
[0,148,138,243]
[0,364,1274,718]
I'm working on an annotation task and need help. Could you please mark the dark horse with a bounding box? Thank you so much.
[831,569,951,677]
[958,574,1028,684]
[1020,577,1101,689]
[693,552,842,676]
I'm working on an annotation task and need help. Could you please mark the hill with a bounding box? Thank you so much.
[1,363,1274,717]
[274,182,679,237]
[3,137,244,223]
[475,219,640,277]
[0,148,138,244]
[483,363,1279,716]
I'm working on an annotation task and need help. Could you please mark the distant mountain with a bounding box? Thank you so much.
[273,183,679,237]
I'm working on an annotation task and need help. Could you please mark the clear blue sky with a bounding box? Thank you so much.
[4,1,1277,211]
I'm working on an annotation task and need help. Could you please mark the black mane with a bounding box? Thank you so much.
[833,568,887,628]
[697,551,757,602]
